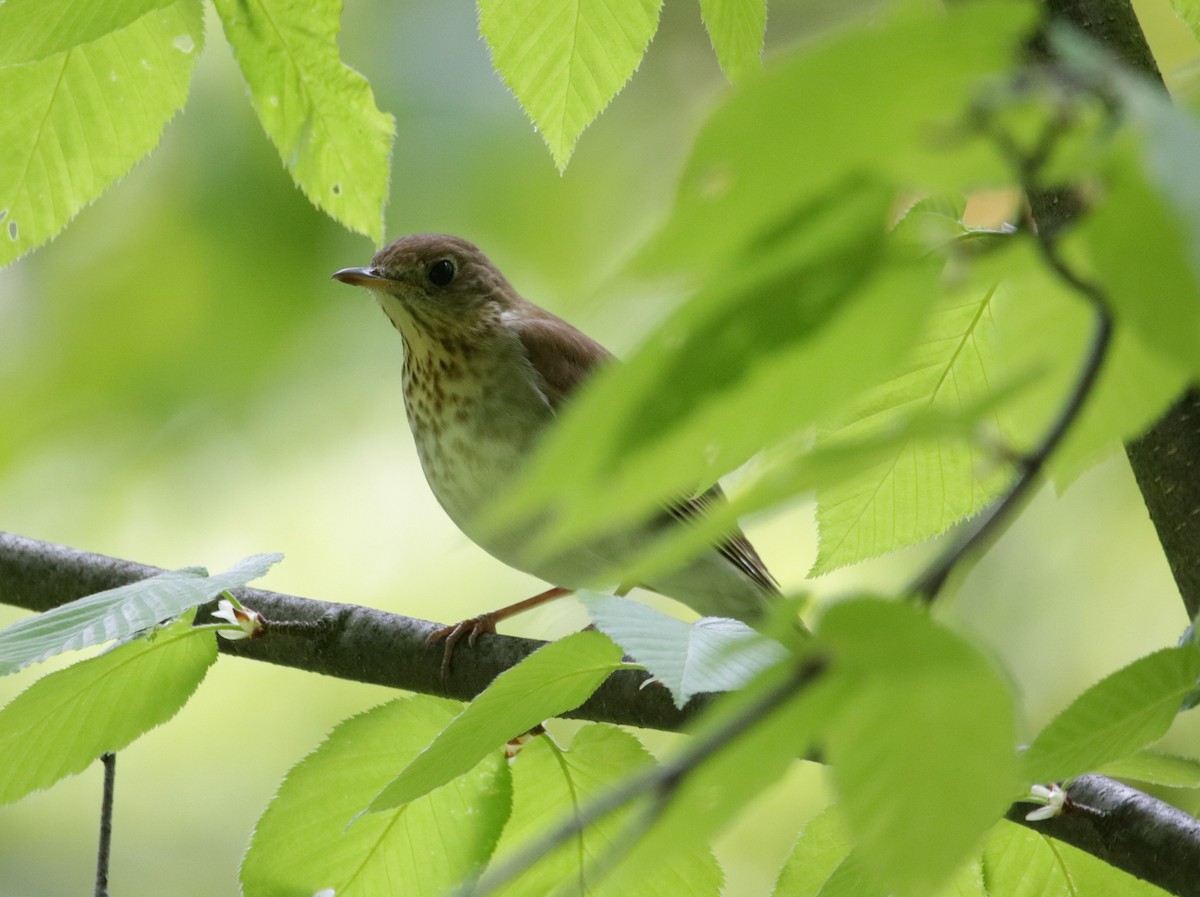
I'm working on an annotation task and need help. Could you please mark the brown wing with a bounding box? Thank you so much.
[512,307,613,411]
[666,485,781,596]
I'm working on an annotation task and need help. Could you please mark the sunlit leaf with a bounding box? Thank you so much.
[212,0,394,241]
[490,725,721,897]
[1022,645,1200,783]
[0,0,203,268]
[369,630,623,812]
[583,592,787,707]
[700,0,765,83]
[0,553,281,676]
[243,696,512,897]
[0,612,216,806]
[819,598,1018,897]
[0,0,177,65]
[771,805,852,897]
[478,0,662,171]
[1098,749,1200,788]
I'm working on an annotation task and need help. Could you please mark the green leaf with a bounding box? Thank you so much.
[0,0,178,65]
[1022,645,1200,783]
[243,696,512,897]
[1169,0,1200,43]
[811,280,1010,575]
[211,0,394,241]
[0,612,216,806]
[0,553,281,676]
[490,725,721,897]
[478,0,662,171]
[700,0,765,83]
[369,630,623,812]
[1098,749,1200,788]
[819,598,1018,897]
[0,0,203,268]
[583,592,787,707]
[772,806,852,897]
[643,0,1038,274]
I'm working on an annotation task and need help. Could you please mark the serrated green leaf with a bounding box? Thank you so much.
[243,696,512,897]
[490,725,721,897]
[212,0,393,241]
[811,281,1010,575]
[0,0,177,65]
[700,0,765,83]
[583,592,787,707]
[478,0,662,171]
[0,612,216,806]
[1098,749,1200,787]
[642,0,1038,274]
[369,630,623,812]
[0,0,203,268]
[1022,645,1200,784]
[0,552,281,676]
[772,805,852,897]
[818,598,1018,897]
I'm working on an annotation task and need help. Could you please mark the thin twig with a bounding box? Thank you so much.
[94,752,116,897]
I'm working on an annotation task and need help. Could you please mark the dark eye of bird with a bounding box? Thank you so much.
[428,258,456,287]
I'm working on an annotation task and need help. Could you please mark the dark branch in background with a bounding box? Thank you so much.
[94,753,116,897]
[3,531,1199,897]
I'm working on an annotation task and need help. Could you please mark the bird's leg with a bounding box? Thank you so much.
[427,586,574,679]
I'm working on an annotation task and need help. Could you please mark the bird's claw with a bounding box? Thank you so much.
[427,614,498,680]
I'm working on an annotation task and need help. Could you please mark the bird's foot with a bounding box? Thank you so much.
[427,614,499,681]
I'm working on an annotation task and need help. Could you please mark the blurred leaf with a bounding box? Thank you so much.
[811,280,1010,575]
[369,630,623,812]
[478,0,662,171]
[642,0,1037,274]
[0,0,203,268]
[212,0,394,241]
[1022,645,1200,784]
[1170,0,1200,41]
[0,0,177,65]
[819,598,1018,897]
[700,0,765,83]
[492,180,946,565]
[983,820,1170,897]
[490,725,721,897]
[1098,749,1200,788]
[583,592,787,707]
[243,696,511,897]
[771,805,852,897]
[0,553,281,676]
[0,611,215,807]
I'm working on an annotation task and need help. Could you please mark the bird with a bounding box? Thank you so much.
[333,234,783,672]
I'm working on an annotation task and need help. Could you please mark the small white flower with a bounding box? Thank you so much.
[212,597,266,640]
[1024,782,1067,821]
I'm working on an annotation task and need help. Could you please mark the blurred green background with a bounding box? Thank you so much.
[2,1,1200,895]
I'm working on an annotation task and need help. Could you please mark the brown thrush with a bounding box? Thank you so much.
[333,234,781,669]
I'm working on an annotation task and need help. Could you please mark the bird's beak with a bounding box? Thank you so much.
[331,266,386,287]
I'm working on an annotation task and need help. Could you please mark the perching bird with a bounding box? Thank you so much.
[333,234,781,665]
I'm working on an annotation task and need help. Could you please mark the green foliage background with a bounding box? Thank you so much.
[2,0,1200,894]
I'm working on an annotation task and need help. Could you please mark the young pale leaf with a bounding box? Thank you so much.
[1098,749,1200,788]
[0,0,203,268]
[489,725,721,897]
[243,696,512,897]
[819,598,1018,897]
[641,0,1037,274]
[0,552,281,676]
[369,630,623,812]
[699,0,765,83]
[0,0,177,64]
[811,281,1009,575]
[771,805,853,897]
[583,592,787,707]
[0,612,216,807]
[211,0,394,241]
[478,0,662,171]
[1022,645,1200,784]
